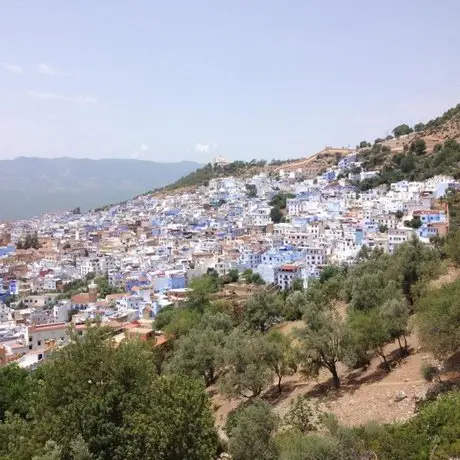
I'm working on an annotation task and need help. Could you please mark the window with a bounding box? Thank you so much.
[38,353,43,360]
[29,336,33,342]
[37,340,41,346]
[28,345,32,350]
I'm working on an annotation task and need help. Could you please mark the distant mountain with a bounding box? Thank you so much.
[0,157,201,220]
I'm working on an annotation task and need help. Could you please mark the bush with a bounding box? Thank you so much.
[421,363,439,382]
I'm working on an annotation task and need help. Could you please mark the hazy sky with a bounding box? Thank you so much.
[1,0,460,163]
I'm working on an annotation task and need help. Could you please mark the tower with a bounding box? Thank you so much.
[88,281,98,303]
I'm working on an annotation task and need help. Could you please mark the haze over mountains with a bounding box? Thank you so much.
[0,157,201,220]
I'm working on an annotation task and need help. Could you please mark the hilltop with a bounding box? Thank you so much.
[0,157,201,220]
[152,103,460,198]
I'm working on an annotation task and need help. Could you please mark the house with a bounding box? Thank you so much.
[274,264,303,290]
[24,323,86,350]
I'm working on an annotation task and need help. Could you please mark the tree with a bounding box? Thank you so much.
[417,279,460,358]
[347,309,392,371]
[11,327,218,460]
[284,395,323,435]
[379,298,410,356]
[164,308,201,338]
[227,268,239,283]
[414,122,426,132]
[446,230,460,266]
[291,278,304,292]
[167,313,232,385]
[378,224,388,233]
[410,139,427,155]
[32,440,62,460]
[392,124,413,138]
[263,331,298,393]
[242,269,266,285]
[245,184,257,198]
[395,210,404,220]
[226,399,279,460]
[349,271,389,311]
[0,364,31,421]
[220,329,274,398]
[296,300,347,388]
[283,291,307,321]
[244,289,283,333]
[69,434,94,460]
[187,275,217,311]
[390,237,440,305]
[270,205,283,224]
[404,216,422,229]
[359,141,370,149]
[16,232,41,250]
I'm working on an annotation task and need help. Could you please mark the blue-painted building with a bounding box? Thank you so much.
[0,246,15,257]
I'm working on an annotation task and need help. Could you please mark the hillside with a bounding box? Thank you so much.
[151,159,298,195]
[0,157,201,220]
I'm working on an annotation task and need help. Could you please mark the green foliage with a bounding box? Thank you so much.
[167,313,232,385]
[270,205,283,223]
[226,399,279,460]
[347,309,392,371]
[357,139,460,189]
[410,138,427,155]
[244,289,283,332]
[296,293,346,387]
[358,390,460,459]
[414,122,426,132]
[392,123,413,137]
[58,274,123,300]
[187,275,219,311]
[242,268,266,285]
[421,363,440,382]
[283,290,307,320]
[227,268,239,283]
[245,183,257,197]
[160,160,268,191]
[164,308,201,338]
[379,297,410,355]
[0,327,218,460]
[0,364,32,421]
[270,193,295,210]
[404,216,422,228]
[264,331,298,392]
[445,230,460,266]
[358,140,371,149]
[220,329,274,398]
[417,279,460,358]
[16,232,41,250]
[425,103,460,130]
[284,396,320,433]
[276,429,345,460]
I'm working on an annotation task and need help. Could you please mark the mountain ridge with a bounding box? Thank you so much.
[0,157,201,220]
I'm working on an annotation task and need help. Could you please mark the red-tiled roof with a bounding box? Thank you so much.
[28,323,67,333]
[279,264,300,272]
[71,293,90,304]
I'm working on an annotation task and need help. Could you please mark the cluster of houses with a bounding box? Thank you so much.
[0,150,456,369]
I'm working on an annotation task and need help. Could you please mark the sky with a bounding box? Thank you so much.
[1,0,460,163]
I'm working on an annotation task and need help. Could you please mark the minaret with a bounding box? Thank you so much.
[88,281,98,303]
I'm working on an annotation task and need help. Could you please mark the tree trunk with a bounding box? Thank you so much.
[330,365,340,388]
[277,374,282,393]
[397,337,404,356]
[380,353,391,372]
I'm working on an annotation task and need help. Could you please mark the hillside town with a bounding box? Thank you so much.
[0,151,456,370]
